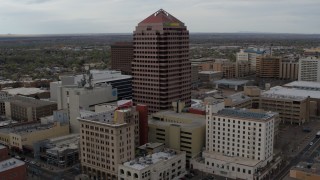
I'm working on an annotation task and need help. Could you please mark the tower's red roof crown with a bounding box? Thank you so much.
[139,9,183,25]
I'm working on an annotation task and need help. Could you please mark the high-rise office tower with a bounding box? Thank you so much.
[111,42,133,75]
[132,9,191,113]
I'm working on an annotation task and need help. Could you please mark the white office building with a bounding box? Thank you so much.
[57,84,117,133]
[50,70,132,101]
[192,101,276,180]
[298,57,320,82]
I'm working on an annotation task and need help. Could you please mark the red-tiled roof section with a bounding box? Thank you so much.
[139,9,182,25]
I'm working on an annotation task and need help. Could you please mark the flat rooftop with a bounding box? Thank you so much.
[215,79,249,86]
[199,71,222,75]
[0,122,58,135]
[75,70,132,84]
[0,120,18,127]
[0,158,25,173]
[284,81,320,91]
[123,149,181,170]
[149,111,205,128]
[46,134,79,154]
[0,144,6,150]
[203,151,261,167]
[2,87,48,95]
[262,86,320,100]
[6,96,57,108]
[79,118,127,127]
[216,108,275,121]
[291,162,320,175]
[226,92,251,105]
[138,142,164,150]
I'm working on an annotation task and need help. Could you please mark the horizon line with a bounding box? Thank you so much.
[0,32,320,37]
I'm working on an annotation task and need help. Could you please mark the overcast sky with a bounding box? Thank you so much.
[0,0,319,34]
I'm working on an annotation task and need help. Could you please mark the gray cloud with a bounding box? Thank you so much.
[0,0,319,34]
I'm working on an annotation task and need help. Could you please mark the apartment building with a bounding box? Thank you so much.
[118,149,186,180]
[148,105,205,164]
[80,113,135,180]
[192,101,277,180]
[298,57,320,82]
[111,42,133,75]
[132,9,191,113]
[256,56,281,78]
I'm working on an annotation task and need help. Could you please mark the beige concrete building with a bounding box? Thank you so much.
[279,59,299,80]
[148,108,205,164]
[243,86,261,109]
[260,86,310,124]
[114,107,140,147]
[79,109,135,180]
[256,56,281,78]
[290,162,320,180]
[4,96,57,122]
[0,122,69,150]
[118,149,186,180]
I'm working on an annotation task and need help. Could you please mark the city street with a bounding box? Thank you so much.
[274,120,320,180]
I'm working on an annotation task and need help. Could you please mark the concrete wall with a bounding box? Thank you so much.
[4,101,11,119]
[49,82,59,101]
[58,86,117,133]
